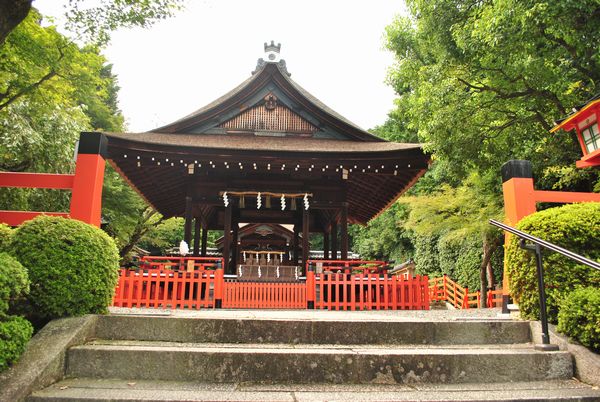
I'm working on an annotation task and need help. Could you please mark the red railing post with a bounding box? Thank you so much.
[214,265,224,308]
[306,262,315,309]
[463,287,469,309]
[443,274,448,301]
[69,132,107,227]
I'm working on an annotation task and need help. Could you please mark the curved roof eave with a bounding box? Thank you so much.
[151,62,385,142]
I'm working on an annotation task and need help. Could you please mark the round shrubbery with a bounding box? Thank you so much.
[505,203,600,321]
[10,216,119,319]
[557,287,600,352]
[0,253,29,316]
[0,315,33,371]
[0,224,13,253]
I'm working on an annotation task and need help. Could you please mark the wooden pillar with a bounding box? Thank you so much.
[193,217,201,256]
[340,203,348,260]
[302,207,309,273]
[501,160,536,312]
[69,132,107,227]
[231,221,239,271]
[184,196,193,245]
[293,225,299,265]
[323,230,330,260]
[331,221,338,260]
[200,228,208,257]
[223,205,232,274]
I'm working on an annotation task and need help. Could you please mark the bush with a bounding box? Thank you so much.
[557,287,600,352]
[414,234,441,277]
[0,224,13,253]
[505,203,600,321]
[0,315,33,371]
[10,216,119,319]
[0,253,29,316]
[455,235,483,291]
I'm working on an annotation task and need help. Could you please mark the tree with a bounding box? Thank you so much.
[385,0,599,182]
[400,174,504,297]
[0,0,184,46]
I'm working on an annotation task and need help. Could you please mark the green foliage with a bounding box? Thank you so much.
[384,0,599,183]
[0,253,29,317]
[0,224,13,253]
[557,287,600,352]
[506,203,600,322]
[0,10,124,213]
[350,203,413,263]
[138,217,184,255]
[65,0,185,46]
[10,216,119,319]
[0,315,33,372]
[413,234,441,278]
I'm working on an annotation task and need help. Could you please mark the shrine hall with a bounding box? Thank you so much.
[105,42,429,278]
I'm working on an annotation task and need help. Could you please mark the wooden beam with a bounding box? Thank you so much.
[302,207,309,273]
[331,221,338,260]
[201,228,208,256]
[293,224,299,265]
[223,204,232,274]
[184,196,193,245]
[323,229,330,259]
[193,217,201,256]
[340,203,348,260]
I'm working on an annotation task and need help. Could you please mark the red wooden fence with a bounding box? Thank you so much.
[313,273,429,310]
[222,280,306,309]
[112,268,220,309]
[111,257,430,311]
[429,275,503,309]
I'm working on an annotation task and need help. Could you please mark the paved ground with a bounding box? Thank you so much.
[108,306,509,321]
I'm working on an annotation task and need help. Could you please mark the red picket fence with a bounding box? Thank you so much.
[140,256,223,271]
[111,257,430,311]
[222,280,306,309]
[307,259,388,274]
[112,268,222,309]
[429,275,503,309]
[311,273,429,311]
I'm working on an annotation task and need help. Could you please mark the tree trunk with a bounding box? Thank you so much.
[480,237,501,308]
[118,208,162,265]
[0,0,32,45]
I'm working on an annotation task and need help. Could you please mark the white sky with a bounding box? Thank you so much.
[34,0,407,132]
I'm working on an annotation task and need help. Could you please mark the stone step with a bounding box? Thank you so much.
[95,314,532,345]
[66,340,573,384]
[28,378,600,401]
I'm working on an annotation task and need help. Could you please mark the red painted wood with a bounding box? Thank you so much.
[0,172,75,189]
[0,211,70,226]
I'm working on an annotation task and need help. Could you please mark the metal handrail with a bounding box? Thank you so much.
[489,219,600,350]
[490,219,600,271]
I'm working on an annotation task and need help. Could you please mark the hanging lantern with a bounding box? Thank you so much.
[303,193,310,210]
[280,194,286,210]
[257,192,262,209]
[239,195,245,208]
[290,197,297,211]
[266,195,271,208]
[223,192,229,207]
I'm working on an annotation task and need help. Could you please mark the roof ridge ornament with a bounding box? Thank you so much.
[252,41,291,76]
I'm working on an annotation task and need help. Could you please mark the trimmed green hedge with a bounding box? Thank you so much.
[10,216,119,319]
[505,203,600,321]
[0,224,13,253]
[0,253,29,316]
[0,315,33,371]
[557,287,600,352]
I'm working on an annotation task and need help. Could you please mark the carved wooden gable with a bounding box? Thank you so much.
[219,94,318,136]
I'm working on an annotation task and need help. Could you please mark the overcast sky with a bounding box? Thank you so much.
[34,0,408,132]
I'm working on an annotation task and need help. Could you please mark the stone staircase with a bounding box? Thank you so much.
[27,312,600,401]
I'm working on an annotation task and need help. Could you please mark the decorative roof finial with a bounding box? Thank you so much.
[252,41,290,76]
[264,40,281,62]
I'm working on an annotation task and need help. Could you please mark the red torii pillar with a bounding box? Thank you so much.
[501,160,600,312]
[69,132,107,227]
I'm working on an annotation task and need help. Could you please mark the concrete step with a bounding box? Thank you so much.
[28,378,600,401]
[95,314,532,345]
[66,340,573,384]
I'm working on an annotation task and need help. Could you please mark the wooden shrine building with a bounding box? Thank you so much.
[105,42,429,274]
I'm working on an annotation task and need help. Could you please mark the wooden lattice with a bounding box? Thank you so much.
[220,104,318,134]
